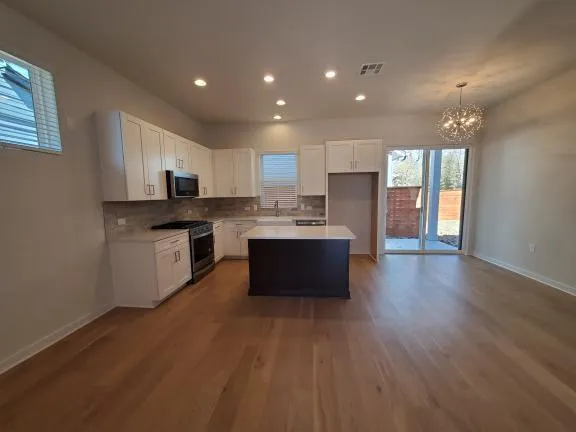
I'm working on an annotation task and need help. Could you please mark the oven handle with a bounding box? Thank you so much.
[191,230,214,240]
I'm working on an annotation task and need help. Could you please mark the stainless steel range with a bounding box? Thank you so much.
[151,220,214,282]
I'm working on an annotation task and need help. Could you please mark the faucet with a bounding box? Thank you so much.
[274,200,280,217]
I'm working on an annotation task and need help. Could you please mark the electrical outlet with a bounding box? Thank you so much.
[186,209,193,215]
[529,243,536,253]
[300,203,305,210]
[244,206,250,211]
[117,218,126,226]
[252,204,258,212]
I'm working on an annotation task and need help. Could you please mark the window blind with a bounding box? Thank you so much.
[0,50,62,153]
[260,153,298,209]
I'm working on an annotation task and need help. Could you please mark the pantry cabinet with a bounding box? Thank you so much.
[300,145,326,195]
[326,139,382,173]
[213,148,256,197]
[97,111,167,201]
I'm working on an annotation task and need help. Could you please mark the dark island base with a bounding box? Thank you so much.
[247,239,351,298]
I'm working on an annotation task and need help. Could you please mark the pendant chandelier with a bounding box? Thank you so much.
[437,82,484,144]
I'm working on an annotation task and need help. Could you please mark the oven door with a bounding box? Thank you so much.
[167,171,199,198]
[191,231,214,272]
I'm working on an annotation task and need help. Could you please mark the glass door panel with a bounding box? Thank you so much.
[424,148,468,251]
[385,149,425,251]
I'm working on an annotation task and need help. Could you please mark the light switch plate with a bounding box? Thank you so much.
[117,218,126,226]
[252,204,258,211]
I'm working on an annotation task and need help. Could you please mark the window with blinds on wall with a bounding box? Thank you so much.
[260,153,298,208]
[0,50,62,153]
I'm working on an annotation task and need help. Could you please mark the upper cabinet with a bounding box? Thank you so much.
[191,143,214,198]
[326,139,382,173]
[213,148,256,197]
[98,111,167,201]
[300,145,326,196]
[163,131,191,172]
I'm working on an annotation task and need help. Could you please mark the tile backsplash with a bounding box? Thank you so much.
[102,196,325,238]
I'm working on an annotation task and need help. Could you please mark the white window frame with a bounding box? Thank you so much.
[258,150,299,209]
[0,49,62,154]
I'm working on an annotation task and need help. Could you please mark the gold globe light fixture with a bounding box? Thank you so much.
[437,82,484,143]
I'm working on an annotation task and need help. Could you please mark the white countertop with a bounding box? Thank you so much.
[209,216,326,223]
[240,225,355,240]
[110,229,189,243]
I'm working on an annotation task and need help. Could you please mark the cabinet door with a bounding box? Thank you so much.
[234,149,256,197]
[143,123,167,200]
[354,140,382,172]
[238,222,256,257]
[120,114,148,200]
[193,145,214,197]
[326,141,354,173]
[155,248,176,299]
[224,223,241,255]
[214,225,224,261]
[175,138,191,172]
[173,244,192,287]
[163,131,178,171]
[201,147,214,197]
[300,145,326,196]
[213,150,235,197]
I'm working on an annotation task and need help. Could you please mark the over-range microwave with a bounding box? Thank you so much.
[166,171,199,198]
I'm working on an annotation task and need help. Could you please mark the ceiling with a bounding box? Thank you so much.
[4,0,576,123]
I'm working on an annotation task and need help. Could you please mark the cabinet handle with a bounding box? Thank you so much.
[174,251,178,263]
[234,186,237,195]
[177,250,181,261]
[301,184,304,194]
[355,160,358,169]
[151,184,155,195]
[350,161,353,170]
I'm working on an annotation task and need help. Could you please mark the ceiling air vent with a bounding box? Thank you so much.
[360,62,384,76]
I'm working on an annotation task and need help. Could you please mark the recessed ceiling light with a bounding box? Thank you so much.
[264,74,275,83]
[276,99,286,106]
[194,78,207,87]
[325,70,337,79]
[355,94,366,101]
[273,114,282,120]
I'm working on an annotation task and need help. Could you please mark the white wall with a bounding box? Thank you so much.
[0,4,202,372]
[473,67,576,293]
[202,114,441,151]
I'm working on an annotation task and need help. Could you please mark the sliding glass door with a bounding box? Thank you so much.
[384,148,468,253]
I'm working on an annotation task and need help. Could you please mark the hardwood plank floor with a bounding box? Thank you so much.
[1,255,576,431]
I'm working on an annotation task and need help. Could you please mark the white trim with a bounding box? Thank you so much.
[0,304,114,376]
[473,253,576,297]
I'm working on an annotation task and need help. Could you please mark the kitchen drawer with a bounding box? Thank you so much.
[154,233,189,253]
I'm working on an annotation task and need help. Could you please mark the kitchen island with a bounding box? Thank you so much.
[241,225,356,298]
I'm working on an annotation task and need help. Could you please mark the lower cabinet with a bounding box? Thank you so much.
[213,221,224,262]
[224,221,256,258]
[109,233,191,308]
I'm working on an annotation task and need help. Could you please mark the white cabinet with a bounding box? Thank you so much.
[109,233,191,308]
[223,221,256,258]
[326,140,382,173]
[97,111,167,201]
[300,145,326,196]
[213,149,256,197]
[191,144,214,197]
[234,149,256,197]
[354,140,382,172]
[213,221,224,262]
[163,131,191,172]
[326,140,355,173]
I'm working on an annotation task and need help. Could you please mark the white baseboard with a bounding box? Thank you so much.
[473,252,576,297]
[0,304,114,376]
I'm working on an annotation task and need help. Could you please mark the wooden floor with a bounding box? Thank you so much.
[1,256,576,431]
